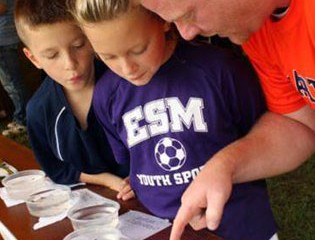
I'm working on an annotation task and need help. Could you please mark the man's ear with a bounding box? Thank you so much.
[23,47,42,69]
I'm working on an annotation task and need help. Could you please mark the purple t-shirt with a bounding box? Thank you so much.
[93,42,277,240]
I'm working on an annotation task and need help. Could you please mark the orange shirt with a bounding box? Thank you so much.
[242,0,315,114]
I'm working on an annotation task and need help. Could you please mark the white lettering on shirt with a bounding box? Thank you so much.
[124,97,207,148]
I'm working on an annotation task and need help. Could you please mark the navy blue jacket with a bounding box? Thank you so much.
[26,63,129,184]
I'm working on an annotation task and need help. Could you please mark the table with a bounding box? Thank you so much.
[0,135,222,240]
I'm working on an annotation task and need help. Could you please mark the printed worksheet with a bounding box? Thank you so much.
[119,210,171,240]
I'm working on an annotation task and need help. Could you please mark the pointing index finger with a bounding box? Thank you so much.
[170,204,200,240]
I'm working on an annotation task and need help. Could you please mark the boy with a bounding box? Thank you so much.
[13,0,133,199]
[70,1,277,239]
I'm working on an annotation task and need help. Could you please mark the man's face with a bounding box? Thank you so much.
[141,0,271,44]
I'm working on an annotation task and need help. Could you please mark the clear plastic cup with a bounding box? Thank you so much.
[26,184,71,217]
[63,226,127,240]
[1,169,46,200]
[67,202,120,230]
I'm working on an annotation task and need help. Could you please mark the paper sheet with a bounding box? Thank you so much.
[71,188,118,207]
[0,221,17,240]
[0,187,24,207]
[119,210,171,240]
[33,211,68,230]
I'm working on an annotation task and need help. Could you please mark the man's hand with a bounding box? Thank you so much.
[170,159,233,240]
[170,110,315,240]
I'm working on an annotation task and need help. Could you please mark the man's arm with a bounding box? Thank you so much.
[285,105,315,131]
[170,110,315,240]
[231,108,315,182]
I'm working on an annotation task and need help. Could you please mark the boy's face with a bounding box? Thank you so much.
[82,8,172,86]
[23,22,95,92]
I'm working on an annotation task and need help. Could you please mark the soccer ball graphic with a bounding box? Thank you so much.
[154,137,186,172]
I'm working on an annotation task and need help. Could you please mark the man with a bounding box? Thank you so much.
[138,0,315,239]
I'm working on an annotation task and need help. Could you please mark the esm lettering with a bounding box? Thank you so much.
[123,97,208,148]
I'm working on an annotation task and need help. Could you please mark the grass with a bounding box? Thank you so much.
[1,119,314,239]
[267,154,315,240]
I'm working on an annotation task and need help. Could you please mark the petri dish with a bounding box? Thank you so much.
[1,169,46,200]
[67,202,120,230]
[26,184,71,217]
[63,226,128,240]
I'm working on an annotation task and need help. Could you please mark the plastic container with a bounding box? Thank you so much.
[67,202,120,230]
[26,184,71,217]
[1,169,46,200]
[63,226,127,240]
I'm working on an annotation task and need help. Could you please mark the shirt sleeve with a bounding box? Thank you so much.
[26,101,81,184]
[93,80,130,165]
[219,52,267,135]
[243,36,306,114]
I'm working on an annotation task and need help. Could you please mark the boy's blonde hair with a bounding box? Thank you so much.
[14,0,74,46]
[68,0,162,25]
[68,0,131,24]
[68,0,178,41]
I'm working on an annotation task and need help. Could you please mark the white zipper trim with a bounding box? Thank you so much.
[55,106,66,161]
